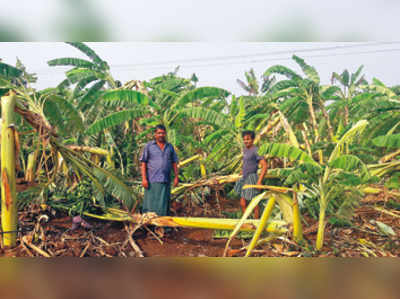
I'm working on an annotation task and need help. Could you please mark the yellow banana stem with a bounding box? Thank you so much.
[25,151,38,182]
[1,91,17,248]
[200,163,207,177]
[316,191,327,251]
[245,195,276,257]
[306,95,320,143]
[243,184,292,193]
[318,150,324,164]
[178,154,201,167]
[278,110,300,148]
[67,145,110,156]
[292,191,303,242]
[301,129,313,156]
[254,115,280,145]
[362,186,400,198]
[82,210,287,233]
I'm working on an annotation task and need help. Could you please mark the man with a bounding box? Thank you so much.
[234,130,267,219]
[140,124,179,217]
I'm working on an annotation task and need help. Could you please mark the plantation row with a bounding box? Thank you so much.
[0,42,399,254]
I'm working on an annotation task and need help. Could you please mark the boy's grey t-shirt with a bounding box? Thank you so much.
[242,146,264,178]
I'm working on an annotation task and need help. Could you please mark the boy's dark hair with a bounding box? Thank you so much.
[155,124,167,132]
[242,130,255,139]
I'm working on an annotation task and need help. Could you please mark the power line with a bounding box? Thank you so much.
[109,42,400,69]
[33,45,400,82]
[107,47,400,72]
[32,42,400,75]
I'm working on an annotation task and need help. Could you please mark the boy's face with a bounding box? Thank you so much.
[243,134,254,148]
[155,129,166,143]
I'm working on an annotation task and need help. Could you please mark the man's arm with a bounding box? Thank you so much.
[141,162,149,189]
[172,162,179,187]
[257,159,268,185]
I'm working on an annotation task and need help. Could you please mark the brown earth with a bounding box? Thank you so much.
[0,192,399,257]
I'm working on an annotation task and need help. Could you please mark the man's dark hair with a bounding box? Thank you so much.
[242,130,255,139]
[155,124,167,132]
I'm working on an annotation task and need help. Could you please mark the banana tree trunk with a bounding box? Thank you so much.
[316,191,327,251]
[344,100,349,127]
[292,191,303,242]
[1,91,17,248]
[306,95,320,143]
[25,151,38,182]
[301,129,312,156]
[319,100,334,141]
[245,195,276,257]
[81,207,287,234]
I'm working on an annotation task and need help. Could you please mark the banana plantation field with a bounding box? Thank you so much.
[0,43,399,257]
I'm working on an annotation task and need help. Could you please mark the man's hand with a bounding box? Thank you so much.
[173,176,179,187]
[142,178,149,189]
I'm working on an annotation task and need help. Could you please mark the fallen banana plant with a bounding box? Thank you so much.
[171,174,241,196]
[245,195,277,257]
[224,192,274,257]
[81,207,287,233]
[243,184,303,242]
[242,184,293,193]
[362,186,400,198]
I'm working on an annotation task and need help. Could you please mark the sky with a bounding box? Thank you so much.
[1,42,400,95]
[1,1,400,94]
[1,0,400,41]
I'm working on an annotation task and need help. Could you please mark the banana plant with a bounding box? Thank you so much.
[48,42,116,92]
[0,59,139,248]
[257,120,371,250]
[330,65,368,127]
[264,55,322,143]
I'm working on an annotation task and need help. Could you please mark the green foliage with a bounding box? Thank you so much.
[264,65,301,81]
[85,109,146,135]
[101,89,150,106]
[173,86,229,109]
[0,62,22,79]
[48,58,97,69]
[7,47,400,252]
[329,154,369,180]
[384,172,400,189]
[372,134,400,148]
[65,42,107,67]
[259,143,317,165]
[183,107,231,129]
[292,55,320,84]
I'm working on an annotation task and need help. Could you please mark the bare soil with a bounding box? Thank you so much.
[1,192,399,257]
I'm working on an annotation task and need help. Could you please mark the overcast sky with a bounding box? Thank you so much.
[1,42,400,95]
[1,1,400,94]
[1,0,400,41]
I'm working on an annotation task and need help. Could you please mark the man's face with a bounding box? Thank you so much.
[155,128,166,143]
[243,134,254,149]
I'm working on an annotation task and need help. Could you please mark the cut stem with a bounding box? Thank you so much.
[245,195,276,257]
[1,91,18,248]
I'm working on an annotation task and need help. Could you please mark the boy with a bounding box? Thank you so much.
[234,130,267,219]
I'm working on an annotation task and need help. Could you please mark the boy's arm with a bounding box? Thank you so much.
[257,159,268,185]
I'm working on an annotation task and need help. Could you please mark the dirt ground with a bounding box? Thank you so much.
[1,191,399,257]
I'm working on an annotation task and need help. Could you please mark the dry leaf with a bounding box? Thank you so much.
[272,243,283,252]
[281,251,300,257]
